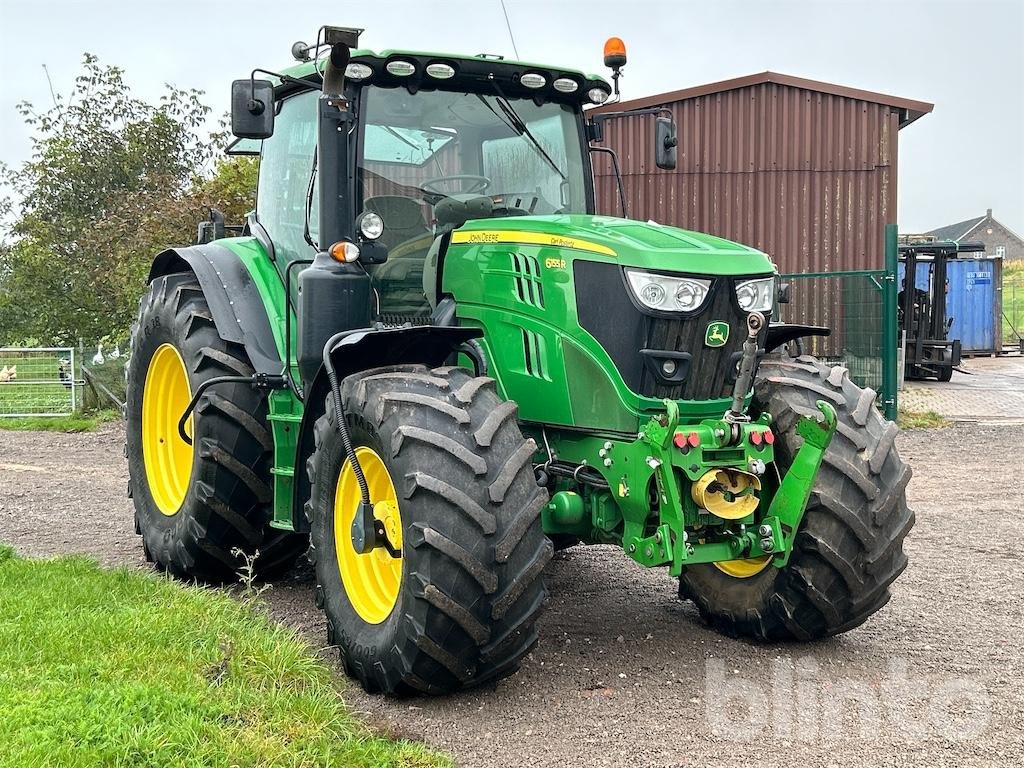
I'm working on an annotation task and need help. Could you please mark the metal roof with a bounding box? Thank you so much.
[592,71,934,128]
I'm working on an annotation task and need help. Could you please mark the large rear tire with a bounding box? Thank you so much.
[679,356,914,640]
[306,365,551,694]
[126,273,306,581]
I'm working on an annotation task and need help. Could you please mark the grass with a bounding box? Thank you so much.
[0,547,449,768]
[1003,261,1024,344]
[897,408,951,429]
[0,408,121,432]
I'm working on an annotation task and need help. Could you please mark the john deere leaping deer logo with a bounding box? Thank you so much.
[705,321,730,347]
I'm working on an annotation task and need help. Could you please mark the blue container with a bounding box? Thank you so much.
[946,258,1001,352]
[897,257,1002,353]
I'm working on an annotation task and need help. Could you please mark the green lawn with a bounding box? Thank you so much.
[0,545,448,768]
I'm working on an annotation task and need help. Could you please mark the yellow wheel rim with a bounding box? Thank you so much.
[715,556,772,579]
[142,343,194,516]
[334,447,403,624]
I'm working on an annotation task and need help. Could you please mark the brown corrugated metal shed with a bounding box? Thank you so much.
[591,71,933,275]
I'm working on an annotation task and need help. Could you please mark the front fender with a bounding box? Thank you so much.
[764,322,831,353]
[290,324,482,530]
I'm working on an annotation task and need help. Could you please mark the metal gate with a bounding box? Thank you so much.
[776,225,899,420]
[0,347,78,418]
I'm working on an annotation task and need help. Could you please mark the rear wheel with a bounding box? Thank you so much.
[306,365,551,694]
[126,273,306,581]
[679,356,914,640]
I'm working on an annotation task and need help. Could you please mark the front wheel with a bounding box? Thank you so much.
[679,356,915,640]
[306,365,551,694]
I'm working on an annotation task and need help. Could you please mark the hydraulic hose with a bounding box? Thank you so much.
[322,332,370,505]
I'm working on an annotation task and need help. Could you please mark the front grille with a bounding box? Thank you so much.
[575,262,769,401]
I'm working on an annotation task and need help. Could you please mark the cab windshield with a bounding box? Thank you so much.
[358,87,588,231]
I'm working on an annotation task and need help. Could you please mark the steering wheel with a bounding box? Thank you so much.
[423,175,491,195]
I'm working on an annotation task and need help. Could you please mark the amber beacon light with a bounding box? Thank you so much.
[603,37,627,68]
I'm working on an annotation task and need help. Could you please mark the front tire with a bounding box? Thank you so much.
[306,365,551,694]
[679,356,914,640]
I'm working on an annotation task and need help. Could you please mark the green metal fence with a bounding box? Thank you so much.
[1003,260,1024,350]
[778,224,899,420]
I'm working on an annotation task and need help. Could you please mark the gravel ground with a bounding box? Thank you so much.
[1,421,1021,767]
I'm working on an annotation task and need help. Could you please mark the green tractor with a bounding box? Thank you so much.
[125,27,913,694]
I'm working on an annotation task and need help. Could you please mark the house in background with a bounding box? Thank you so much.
[924,209,1024,261]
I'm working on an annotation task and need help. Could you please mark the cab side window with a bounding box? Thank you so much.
[256,90,318,263]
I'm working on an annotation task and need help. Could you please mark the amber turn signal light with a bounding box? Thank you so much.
[328,240,360,263]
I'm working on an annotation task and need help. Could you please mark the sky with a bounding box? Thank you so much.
[0,0,1021,235]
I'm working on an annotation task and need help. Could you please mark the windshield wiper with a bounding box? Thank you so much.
[483,88,567,181]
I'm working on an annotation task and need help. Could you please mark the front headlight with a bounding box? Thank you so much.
[625,269,711,312]
[735,277,774,312]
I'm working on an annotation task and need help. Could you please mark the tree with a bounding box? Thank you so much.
[0,55,257,345]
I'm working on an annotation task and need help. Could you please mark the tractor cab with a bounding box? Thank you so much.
[228,28,680,333]
[351,77,595,317]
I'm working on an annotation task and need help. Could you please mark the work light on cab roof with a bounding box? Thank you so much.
[124,22,915,700]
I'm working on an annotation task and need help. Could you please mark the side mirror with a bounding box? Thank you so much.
[231,79,275,139]
[197,208,226,245]
[778,281,791,304]
[655,116,677,170]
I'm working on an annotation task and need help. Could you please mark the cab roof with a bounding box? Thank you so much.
[282,48,605,81]
[277,48,610,103]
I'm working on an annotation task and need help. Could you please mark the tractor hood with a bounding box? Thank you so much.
[452,214,775,276]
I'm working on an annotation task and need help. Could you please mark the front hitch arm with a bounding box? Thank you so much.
[763,399,838,567]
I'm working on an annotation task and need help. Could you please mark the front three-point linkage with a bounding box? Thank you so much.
[761,399,838,566]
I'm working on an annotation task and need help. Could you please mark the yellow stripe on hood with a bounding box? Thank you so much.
[450,229,616,256]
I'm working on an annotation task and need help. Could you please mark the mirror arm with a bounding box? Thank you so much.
[589,146,627,219]
[592,106,674,125]
[248,68,323,105]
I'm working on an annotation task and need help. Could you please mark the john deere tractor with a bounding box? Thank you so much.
[126,27,913,694]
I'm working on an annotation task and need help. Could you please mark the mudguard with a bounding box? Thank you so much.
[764,322,831,353]
[290,324,483,529]
[149,245,282,375]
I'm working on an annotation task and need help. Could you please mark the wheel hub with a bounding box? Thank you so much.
[334,447,404,624]
[142,343,194,515]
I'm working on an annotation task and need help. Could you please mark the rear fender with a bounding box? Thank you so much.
[290,325,482,530]
[149,245,281,374]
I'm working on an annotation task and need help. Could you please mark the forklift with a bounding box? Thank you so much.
[898,239,984,381]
